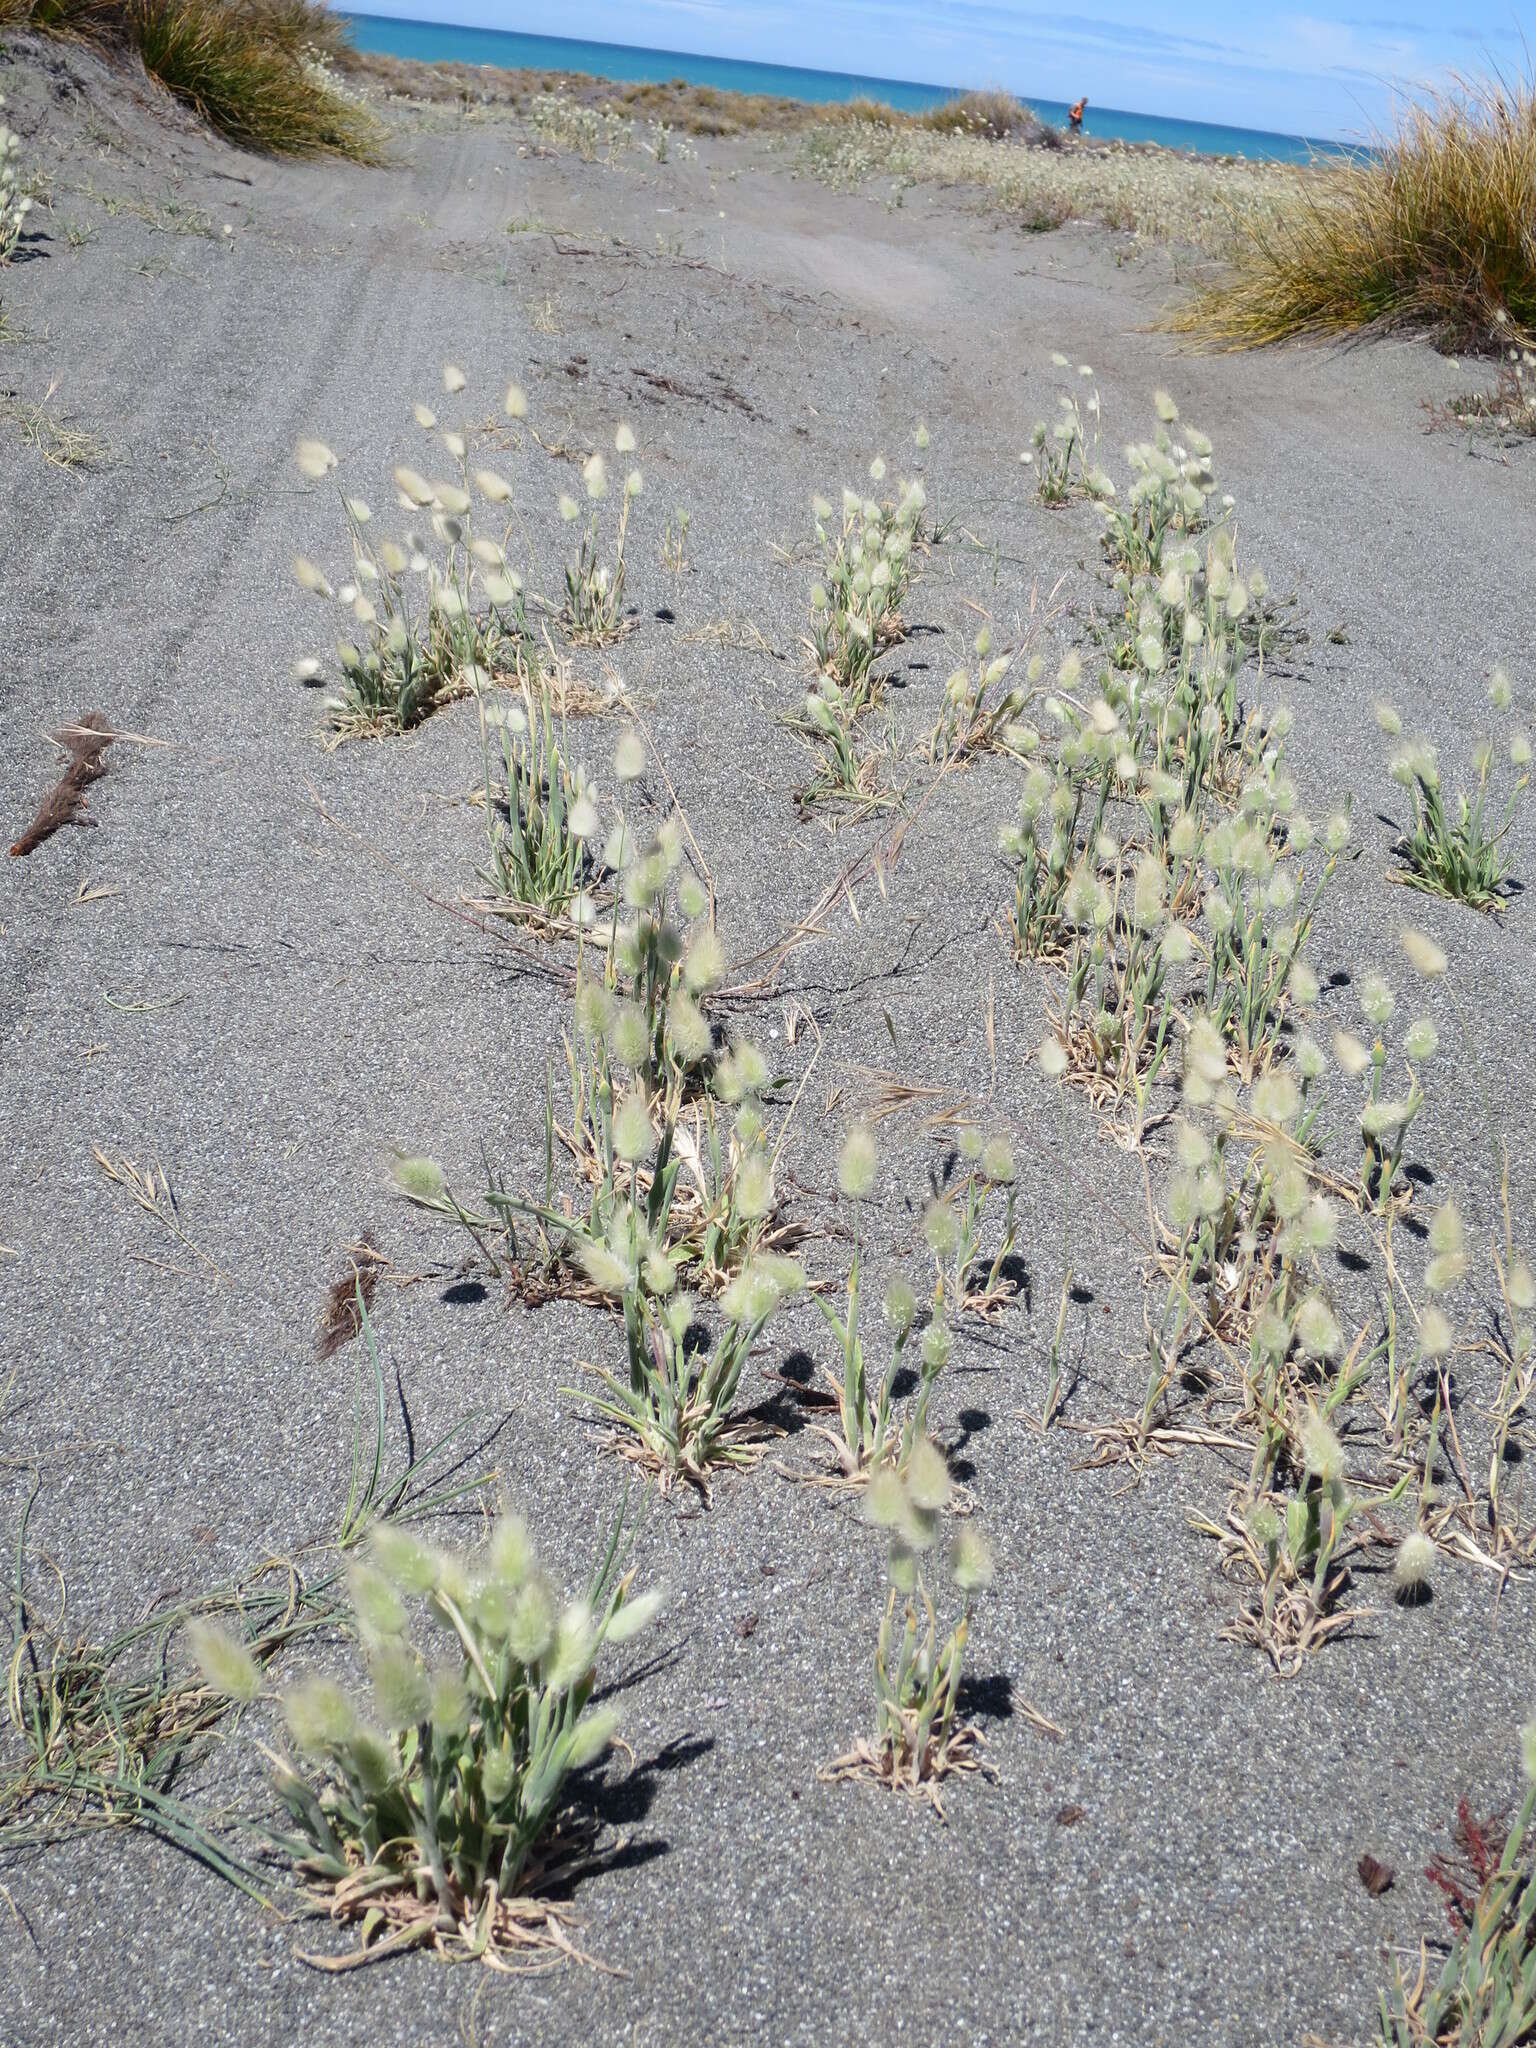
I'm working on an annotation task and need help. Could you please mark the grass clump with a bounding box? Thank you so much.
[3,0,385,161]
[474,684,599,926]
[795,461,925,807]
[192,1507,658,1965]
[1377,674,1531,911]
[1028,357,1112,506]
[291,370,536,737]
[803,1126,952,1485]
[919,89,1046,142]
[402,742,798,1316]
[561,424,643,644]
[584,1256,805,1494]
[1380,1723,1536,2046]
[823,1450,994,1811]
[1171,77,1536,349]
[999,391,1312,1139]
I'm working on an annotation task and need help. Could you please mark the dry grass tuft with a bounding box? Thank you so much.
[1170,76,1536,348]
[919,88,1056,144]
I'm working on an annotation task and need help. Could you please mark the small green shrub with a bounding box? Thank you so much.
[191,1509,659,1963]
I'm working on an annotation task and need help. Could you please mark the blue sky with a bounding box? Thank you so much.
[356,1,1531,138]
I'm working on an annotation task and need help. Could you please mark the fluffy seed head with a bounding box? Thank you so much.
[611,1091,654,1164]
[283,1676,358,1754]
[1400,928,1447,978]
[951,1525,994,1593]
[370,1642,429,1730]
[1393,1530,1435,1594]
[884,1276,917,1331]
[1300,1410,1345,1485]
[348,1561,408,1642]
[187,1621,262,1704]
[296,438,337,480]
[613,728,647,781]
[1295,1294,1342,1359]
[391,1154,446,1205]
[905,1436,950,1512]
[837,1125,878,1200]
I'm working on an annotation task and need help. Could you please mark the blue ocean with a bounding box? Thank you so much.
[343,14,1340,163]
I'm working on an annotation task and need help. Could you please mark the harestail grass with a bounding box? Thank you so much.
[0,108,34,264]
[800,1126,962,1484]
[1377,674,1530,911]
[1439,350,1536,443]
[192,1501,659,1967]
[1027,357,1111,508]
[576,1256,805,1495]
[561,425,643,644]
[292,371,538,737]
[399,737,801,1304]
[822,1451,994,1812]
[793,465,926,809]
[474,683,602,927]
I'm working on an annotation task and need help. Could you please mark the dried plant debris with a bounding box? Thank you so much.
[10,712,115,857]
[316,1234,389,1361]
[1380,1730,1536,2046]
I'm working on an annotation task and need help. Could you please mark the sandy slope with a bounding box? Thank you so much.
[1,36,1534,2048]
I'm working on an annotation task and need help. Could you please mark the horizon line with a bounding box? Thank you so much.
[341,10,1358,149]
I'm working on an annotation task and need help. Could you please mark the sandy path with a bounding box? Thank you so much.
[1,41,1534,2048]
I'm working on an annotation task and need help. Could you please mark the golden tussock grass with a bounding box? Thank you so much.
[2,0,386,160]
[1169,76,1536,349]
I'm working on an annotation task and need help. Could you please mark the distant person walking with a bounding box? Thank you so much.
[1068,96,1087,131]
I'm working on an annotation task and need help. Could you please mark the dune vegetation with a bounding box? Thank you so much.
[1170,77,1536,348]
[0,0,384,158]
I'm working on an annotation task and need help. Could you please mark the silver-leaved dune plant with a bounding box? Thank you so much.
[190,1509,659,1966]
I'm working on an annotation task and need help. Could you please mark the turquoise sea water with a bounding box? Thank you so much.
[343,14,1339,163]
